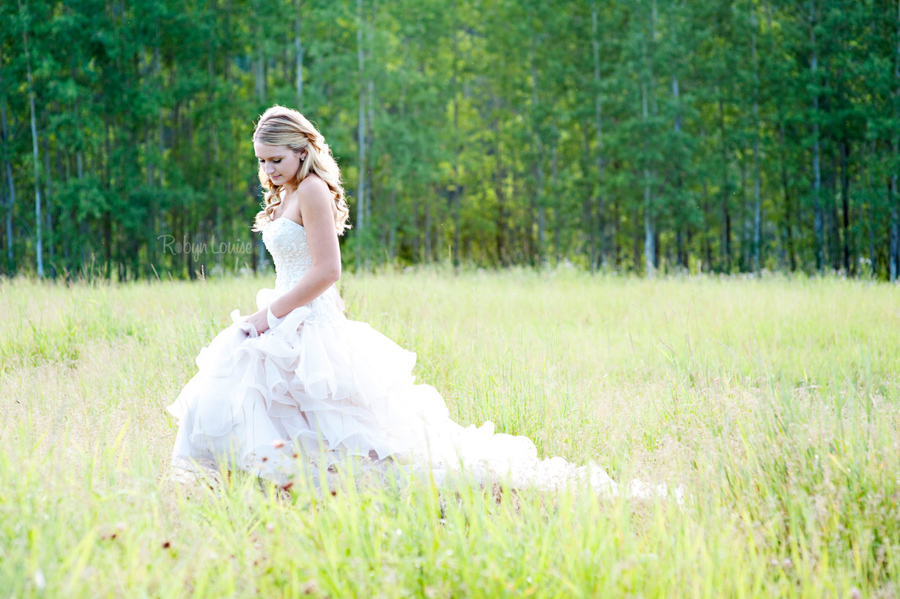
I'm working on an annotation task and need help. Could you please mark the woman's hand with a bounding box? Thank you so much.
[244,309,270,336]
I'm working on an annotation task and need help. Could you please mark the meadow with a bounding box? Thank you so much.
[0,269,898,598]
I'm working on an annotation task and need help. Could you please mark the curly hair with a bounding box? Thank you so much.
[251,105,351,235]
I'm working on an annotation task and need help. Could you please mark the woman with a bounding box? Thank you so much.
[167,105,630,497]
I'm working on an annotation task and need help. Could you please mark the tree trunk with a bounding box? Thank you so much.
[492,96,507,266]
[591,2,605,269]
[827,149,840,270]
[20,0,44,277]
[451,4,461,268]
[751,6,761,273]
[892,0,900,281]
[295,0,304,109]
[643,1,658,276]
[387,187,397,261]
[810,0,824,272]
[702,178,712,271]
[366,76,374,227]
[779,120,796,271]
[642,81,655,276]
[633,221,642,274]
[611,194,620,267]
[152,37,163,275]
[673,75,687,270]
[1,94,14,274]
[365,1,376,231]
[255,38,266,107]
[103,106,114,278]
[530,42,545,266]
[581,126,594,269]
[356,0,366,268]
[77,150,86,269]
[551,142,560,266]
[863,131,876,274]
[424,187,432,262]
[839,139,850,273]
[44,137,55,277]
[716,96,731,271]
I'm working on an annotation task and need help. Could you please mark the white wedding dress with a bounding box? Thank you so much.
[167,217,650,497]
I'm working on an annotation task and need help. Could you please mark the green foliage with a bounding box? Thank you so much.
[1,0,899,278]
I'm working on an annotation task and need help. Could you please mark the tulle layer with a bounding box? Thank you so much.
[166,300,639,498]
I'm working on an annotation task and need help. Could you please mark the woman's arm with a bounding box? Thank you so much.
[245,176,341,333]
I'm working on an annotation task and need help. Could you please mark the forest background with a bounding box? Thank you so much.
[2,0,900,280]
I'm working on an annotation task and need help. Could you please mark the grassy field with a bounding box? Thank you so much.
[1,268,898,598]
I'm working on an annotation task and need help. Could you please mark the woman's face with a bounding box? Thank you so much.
[254,142,305,185]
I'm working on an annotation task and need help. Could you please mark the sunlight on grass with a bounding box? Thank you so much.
[0,270,897,597]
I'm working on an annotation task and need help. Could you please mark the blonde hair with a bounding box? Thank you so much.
[251,105,351,235]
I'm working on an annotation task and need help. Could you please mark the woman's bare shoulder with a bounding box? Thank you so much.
[296,173,329,197]
[292,174,332,222]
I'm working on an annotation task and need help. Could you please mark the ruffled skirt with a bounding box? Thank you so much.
[166,293,627,496]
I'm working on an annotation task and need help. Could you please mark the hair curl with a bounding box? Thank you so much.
[251,105,351,235]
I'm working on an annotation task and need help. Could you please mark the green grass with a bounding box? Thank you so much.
[1,269,898,597]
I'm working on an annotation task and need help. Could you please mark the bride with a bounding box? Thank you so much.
[167,105,644,498]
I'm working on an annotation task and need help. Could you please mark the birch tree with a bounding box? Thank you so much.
[892,0,900,281]
[0,53,14,274]
[810,0,824,272]
[19,0,43,277]
[751,5,762,273]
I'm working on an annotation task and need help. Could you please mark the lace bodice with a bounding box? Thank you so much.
[261,218,345,324]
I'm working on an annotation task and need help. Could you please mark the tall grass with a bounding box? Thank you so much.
[0,270,897,597]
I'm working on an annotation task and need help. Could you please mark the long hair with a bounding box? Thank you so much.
[251,106,351,235]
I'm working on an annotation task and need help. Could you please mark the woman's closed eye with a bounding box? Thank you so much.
[258,159,281,164]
